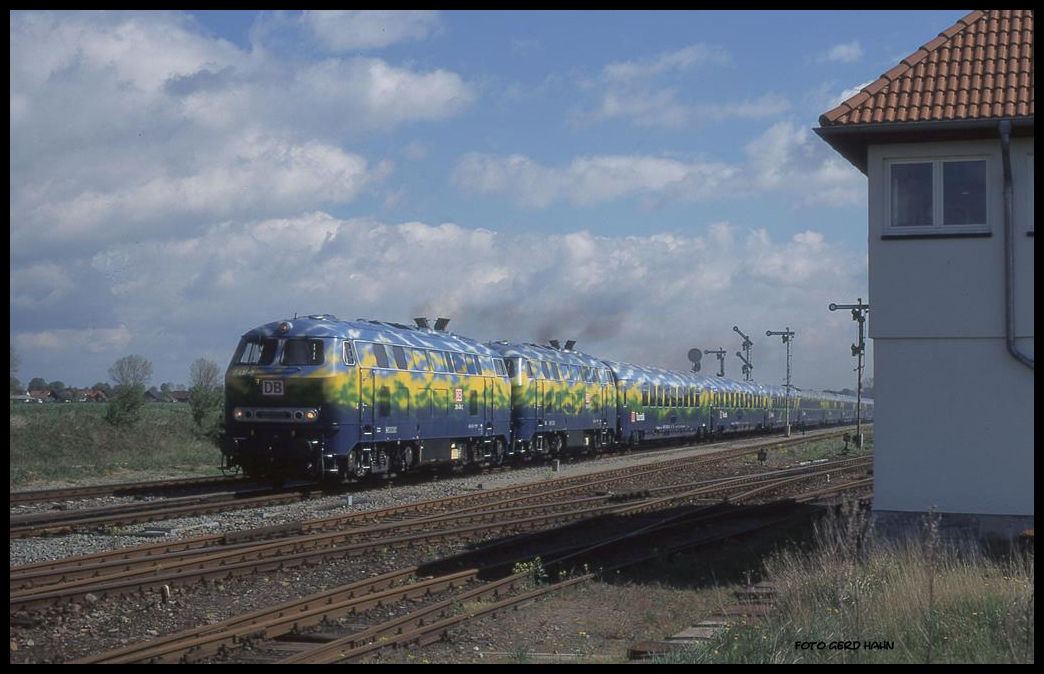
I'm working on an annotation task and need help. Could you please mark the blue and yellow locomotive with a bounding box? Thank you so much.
[222,315,873,481]
[223,315,511,480]
[486,342,616,457]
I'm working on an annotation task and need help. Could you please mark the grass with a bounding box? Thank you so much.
[655,505,1034,664]
[10,402,224,487]
[762,427,874,467]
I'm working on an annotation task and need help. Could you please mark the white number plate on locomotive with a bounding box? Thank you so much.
[261,380,284,396]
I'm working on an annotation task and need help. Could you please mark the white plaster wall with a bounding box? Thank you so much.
[872,337,1033,515]
[867,138,1034,341]
[865,135,1033,517]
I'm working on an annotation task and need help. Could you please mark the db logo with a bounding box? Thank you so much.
[454,388,463,403]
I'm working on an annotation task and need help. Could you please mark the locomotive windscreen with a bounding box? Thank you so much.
[235,338,277,365]
[281,339,325,365]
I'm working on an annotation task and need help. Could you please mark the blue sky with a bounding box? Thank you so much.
[10,10,967,391]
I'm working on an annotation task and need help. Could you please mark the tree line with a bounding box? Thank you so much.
[11,347,224,438]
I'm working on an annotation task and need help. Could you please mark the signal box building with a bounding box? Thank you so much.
[816,10,1033,540]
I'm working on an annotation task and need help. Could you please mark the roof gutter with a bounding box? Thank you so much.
[999,120,1034,370]
[814,116,1035,174]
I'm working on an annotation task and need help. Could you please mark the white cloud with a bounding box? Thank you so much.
[595,87,691,128]
[454,121,863,208]
[302,10,441,51]
[829,80,875,110]
[820,41,864,64]
[601,44,731,82]
[10,11,475,262]
[15,214,865,390]
[14,326,133,356]
[453,153,737,207]
[742,121,865,206]
[10,11,243,96]
[694,94,792,121]
[15,132,383,253]
[10,263,75,308]
[297,58,476,128]
[575,45,788,129]
[574,44,741,129]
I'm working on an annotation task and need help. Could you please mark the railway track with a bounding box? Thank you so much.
[9,475,252,507]
[11,448,869,612]
[9,426,861,540]
[68,462,871,664]
[9,486,321,539]
[10,429,863,591]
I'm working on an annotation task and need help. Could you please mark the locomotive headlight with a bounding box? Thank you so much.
[305,409,318,421]
[234,408,246,420]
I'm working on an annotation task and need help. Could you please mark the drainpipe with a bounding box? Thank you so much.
[999,120,1033,369]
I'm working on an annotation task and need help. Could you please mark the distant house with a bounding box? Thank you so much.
[82,389,109,403]
[145,387,174,403]
[50,389,75,403]
[170,390,192,403]
[28,389,52,403]
[816,10,1033,541]
[10,393,40,404]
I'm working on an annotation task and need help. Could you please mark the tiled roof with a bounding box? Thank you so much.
[820,10,1033,126]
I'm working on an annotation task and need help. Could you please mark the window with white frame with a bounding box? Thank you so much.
[886,157,989,235]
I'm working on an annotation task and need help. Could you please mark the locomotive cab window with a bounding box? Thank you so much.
[235,338,277,365]
[281,339,324,365]
[342,341,356,366]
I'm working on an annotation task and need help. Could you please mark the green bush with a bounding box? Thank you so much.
[104,384,146,427]
[189,385,225,443]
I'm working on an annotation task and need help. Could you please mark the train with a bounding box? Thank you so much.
[221,315,873,482]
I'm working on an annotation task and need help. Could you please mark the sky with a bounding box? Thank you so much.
[10,9,969,391]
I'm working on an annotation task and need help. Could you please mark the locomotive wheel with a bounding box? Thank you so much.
[351,450,368,479]
[491,438,506,467]
[400,444,416,472]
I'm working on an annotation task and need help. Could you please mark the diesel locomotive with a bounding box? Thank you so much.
[221,315,872,481]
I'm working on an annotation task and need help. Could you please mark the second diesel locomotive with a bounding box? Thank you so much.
[222,315,872,481]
